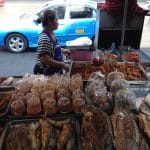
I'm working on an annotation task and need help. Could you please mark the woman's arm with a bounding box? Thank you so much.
[41,54,69,72]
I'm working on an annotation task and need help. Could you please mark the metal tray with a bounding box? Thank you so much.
[0,117,81,150]
[0,91,14,117]
[69,61,92,82]
[0,120,7,140]
[0,86,15,92]
[6,111,83,120]
[0,77,7,85]
[129,84,150,98]
[0,76,22,92]
[69,61,149,84]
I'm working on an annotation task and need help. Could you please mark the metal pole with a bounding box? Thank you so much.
[120,0,128,59]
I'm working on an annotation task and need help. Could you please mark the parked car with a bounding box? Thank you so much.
[0,0,97,53]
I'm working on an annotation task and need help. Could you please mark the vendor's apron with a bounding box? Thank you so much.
[42,32,64,75]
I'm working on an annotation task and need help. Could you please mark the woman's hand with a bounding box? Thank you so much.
[62,48,71,56]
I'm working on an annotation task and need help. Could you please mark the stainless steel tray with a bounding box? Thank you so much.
[0,119,40,150]
[0,86,15,92]
[69,61,92,81]
[69,61,150,84]
[1,114,82,121]
[0,91,14,117]
[0,77,7,85]
[0,117,81,150]
[129,84,150,98]
[0,76,22,92]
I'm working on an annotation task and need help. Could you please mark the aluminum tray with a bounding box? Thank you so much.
[69,61,92,82]
[5,106,83,120]
[129,84,150,98]
[69,61,149,84]
[0,117,81,150]
[0,76,22,92]
[0,120,7,140]
[0,86,15,92]
[0,77,7,85]
[0,91,14,117]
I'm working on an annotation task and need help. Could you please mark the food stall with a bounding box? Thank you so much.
[0,0,150,149]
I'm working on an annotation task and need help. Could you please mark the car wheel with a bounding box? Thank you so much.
[6,33,28,53]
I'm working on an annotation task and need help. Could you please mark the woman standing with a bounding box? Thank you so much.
[34,10,70,75]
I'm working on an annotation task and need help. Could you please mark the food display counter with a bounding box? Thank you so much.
[70,61,149,82]
[0,1,150,149]
[0,68,150,149]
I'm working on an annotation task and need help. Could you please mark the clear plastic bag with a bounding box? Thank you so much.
[69,73,83,93]
[72,97,86,113]
[88,71,105,81]
[92,50,105,66]
[57,97,72,113]
[115,88,136,110]
[86,71,106,104]
[110,79,129,97]
[86,72,113,112]
[72,88,85,99]
[106,71,125,89]
[43,98,57,115]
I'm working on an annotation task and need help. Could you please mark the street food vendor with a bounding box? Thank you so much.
[33,10,70,75]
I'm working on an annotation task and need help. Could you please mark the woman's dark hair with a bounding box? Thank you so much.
[41,10,56,27]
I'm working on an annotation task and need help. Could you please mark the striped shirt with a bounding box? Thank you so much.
[36,32,54,69]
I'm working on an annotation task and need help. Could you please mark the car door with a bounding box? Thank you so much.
[65,4,96,42]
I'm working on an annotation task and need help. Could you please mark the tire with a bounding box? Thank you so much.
[5,33,28,53]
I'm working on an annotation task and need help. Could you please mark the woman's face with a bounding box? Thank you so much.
[49,18,58,31]
[53,18,59,30]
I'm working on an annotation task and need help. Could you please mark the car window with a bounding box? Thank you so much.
[53,6,66,19]
[70,5,93,19]
[37,6,66,20]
